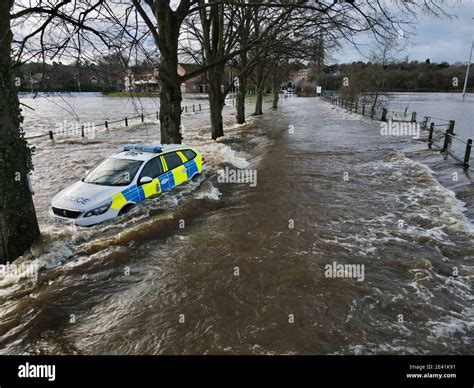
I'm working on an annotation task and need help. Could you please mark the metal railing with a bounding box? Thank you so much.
[24,101,209,141]
[322,94,472,170]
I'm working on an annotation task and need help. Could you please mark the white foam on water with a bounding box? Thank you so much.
[427,307,474,340]
[407,269,435,302]
[320,148,474,352]
[195,182,222,200]
[360,152,473,235]
[343,343,420,355]
[60,245,128,272]
[0,239,75,289]
[200,141,251,169]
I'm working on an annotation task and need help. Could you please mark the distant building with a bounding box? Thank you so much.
[283,68,318,96]
[32,72,44,82]
[124,68,160,93]
[288,68,310,87]
[89,75,100,85]
[23,72,44,83]
[178,64,210,93]
[124,64,211,93]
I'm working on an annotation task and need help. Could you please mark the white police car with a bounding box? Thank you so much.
[51,144,204,226]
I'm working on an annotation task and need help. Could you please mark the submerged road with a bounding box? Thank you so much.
[1,97,473,354]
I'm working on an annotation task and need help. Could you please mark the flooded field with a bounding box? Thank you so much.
[19,92,209,138]
[0,95,472,355]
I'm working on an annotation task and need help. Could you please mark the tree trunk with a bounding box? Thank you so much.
[254,64,265,116]
[197,0,227,140]
[236,73,247,124]
[0,2,40,263]
[159,67,183,144]
[207,68,224,140]
[252,10,264,117]
[255,88,263,116]
[272,75,280,110]
[156,6,182,145]
[272,87,280,110]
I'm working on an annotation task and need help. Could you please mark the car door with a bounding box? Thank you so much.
[180,149,199,178]
[162,152,187,188]
[138,156,164,199]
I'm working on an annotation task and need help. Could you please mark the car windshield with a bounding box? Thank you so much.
[84,158,143,186]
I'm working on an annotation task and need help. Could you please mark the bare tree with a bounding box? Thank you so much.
[367,36,404,110]
[2,0,112,263]
[183,0,302,135]
[130,0,195,144]
[188,0,241,139]
[231,2,299,123]
[0,1,40,263]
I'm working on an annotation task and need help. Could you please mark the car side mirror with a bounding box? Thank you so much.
[139,176,153,185]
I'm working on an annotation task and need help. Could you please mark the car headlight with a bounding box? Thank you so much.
[84,202,112,218]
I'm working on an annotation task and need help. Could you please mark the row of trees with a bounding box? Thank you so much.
[18,55,470,96]
[335,60,472,101]
[17,58,125,93]
[1,0,454,262]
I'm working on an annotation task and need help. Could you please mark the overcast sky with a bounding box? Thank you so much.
[337,0,474,64]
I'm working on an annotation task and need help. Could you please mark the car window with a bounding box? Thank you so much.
[84,158,143,186]
[163,152,182,170]
[182,150,196,161]
[139,157,164,180]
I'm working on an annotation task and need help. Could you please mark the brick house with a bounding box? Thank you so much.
[124,64,208,93]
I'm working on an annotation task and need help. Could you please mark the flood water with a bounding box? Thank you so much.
[19,92,209,138]
[381,92,474,157]
[0,94,472,354]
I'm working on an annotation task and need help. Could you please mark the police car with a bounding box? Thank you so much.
[51,144,204,226]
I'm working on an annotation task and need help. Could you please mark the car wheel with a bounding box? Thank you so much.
[118,204,136,217]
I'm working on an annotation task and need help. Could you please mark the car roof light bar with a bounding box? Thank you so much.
[123,144,163,153]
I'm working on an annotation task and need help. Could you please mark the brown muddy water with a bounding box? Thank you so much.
[0,97,473,355]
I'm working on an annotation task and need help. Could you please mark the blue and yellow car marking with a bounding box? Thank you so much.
[160,155,168,171]
[111,147,203,212]
[141,178,161,198]
[159,173,173,191]
[185,160,199,179]
[111,192,127,210]
[171,165,188,186]
[177,151,187,163]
